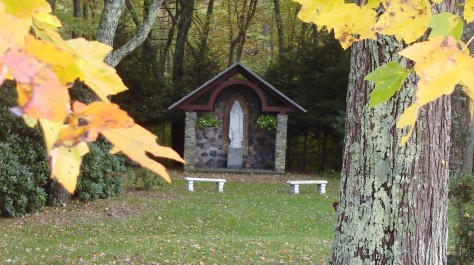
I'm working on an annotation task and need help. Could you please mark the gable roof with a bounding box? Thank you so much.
[169,62,307,113]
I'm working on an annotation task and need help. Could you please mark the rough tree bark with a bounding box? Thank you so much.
[330,2,452,264]
[451,2,474,175]
[96,0,163,67]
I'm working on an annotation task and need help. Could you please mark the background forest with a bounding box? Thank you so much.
[52,0,348,172]
[0,0,349,217]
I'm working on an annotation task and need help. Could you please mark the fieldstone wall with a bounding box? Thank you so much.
[183,112,197,170]
[193,85,276,170]
[275,114,288,173]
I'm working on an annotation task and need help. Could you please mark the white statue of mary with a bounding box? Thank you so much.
[229,100,243,148]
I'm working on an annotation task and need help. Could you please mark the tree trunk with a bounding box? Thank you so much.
[451,4,474,175]
[72,0,82,38]
[47,0,56,11]
[330,19,450,265]
[172,0,194,82]
[97,0,163,67]
[197,0,214,65]
[272,0,285,59]
[226,0,258,66]
[195,0,214,80]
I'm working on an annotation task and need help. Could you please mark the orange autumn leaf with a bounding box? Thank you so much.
[56,101,134,146]
[102,125,185,183]
[21,67,70,121]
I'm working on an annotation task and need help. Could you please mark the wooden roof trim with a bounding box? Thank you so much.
[169,62,307,113]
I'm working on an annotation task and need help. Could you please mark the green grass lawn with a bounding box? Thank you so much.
[0,172,339,264]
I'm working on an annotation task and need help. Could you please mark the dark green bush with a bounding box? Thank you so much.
[127,167,165,191]
[0,103,49,217]
[449,174,474,265]
[75,140,126,201]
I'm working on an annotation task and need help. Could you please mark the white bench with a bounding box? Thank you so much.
[184,177,227,193]
[286,180,328,194]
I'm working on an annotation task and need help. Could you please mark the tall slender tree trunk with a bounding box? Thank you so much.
[330,1,453,261]
[72,0,82,38]
[172,0,194,83]
[47,0,56,11]
[272,0,285,59]
[451,4,474,175]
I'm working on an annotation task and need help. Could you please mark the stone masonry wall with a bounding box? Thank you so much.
[193,85,276,170]
[183,112,197,170]
[274,114,288,173]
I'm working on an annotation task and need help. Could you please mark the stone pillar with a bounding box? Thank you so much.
[275,114,288,173]
[183,112,197,171]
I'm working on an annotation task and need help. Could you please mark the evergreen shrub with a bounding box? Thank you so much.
[75,140,126,201]
[449,174,474,265]
[0,105,48,217]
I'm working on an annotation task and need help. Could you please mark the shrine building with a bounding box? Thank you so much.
[168,63,306,173]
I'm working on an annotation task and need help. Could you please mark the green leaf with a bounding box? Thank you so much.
[365,62,409,108]
[428,12,463,41]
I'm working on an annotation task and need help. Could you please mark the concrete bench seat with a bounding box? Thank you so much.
[184,177,227,192]
[286,180,328,194]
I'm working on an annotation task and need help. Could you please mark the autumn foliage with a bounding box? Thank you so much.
[295,0,474,144]
[0,0,184,193]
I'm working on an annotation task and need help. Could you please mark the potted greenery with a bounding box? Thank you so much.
[197,113,218,128]
[256,114,277,130]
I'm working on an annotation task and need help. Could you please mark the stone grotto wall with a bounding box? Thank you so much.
[194,85,276,169]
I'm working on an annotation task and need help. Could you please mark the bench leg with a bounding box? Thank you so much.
[187,180,194,191]
[216,182,225,193]
[290,184,299,194]
[319,184,327,194]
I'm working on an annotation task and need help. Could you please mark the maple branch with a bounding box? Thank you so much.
[106,0,164,67]
[464,36,474,53]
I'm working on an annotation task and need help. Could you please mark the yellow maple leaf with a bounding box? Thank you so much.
[375,0,431,44]
[465,0,474,23]
[396,104,418,145]
[0,6,31,53]
[294,0,376,49]
[24,35,77,68]
[293,0,343,26]
[400,36,471,105]
[40,119,89,193]
[102,125,185,183]
[397,35,474,144]
[32,13,64,44]
[2,0,51,18]
[53,38,127,101]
